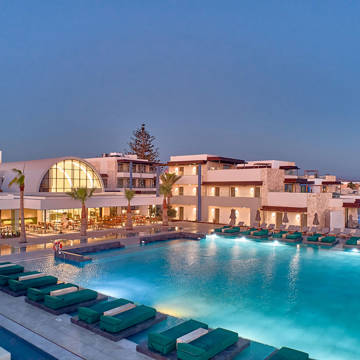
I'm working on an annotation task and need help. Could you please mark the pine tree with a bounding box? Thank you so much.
[128,124,160,162]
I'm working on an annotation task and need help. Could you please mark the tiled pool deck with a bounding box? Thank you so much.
[0,291,150,360]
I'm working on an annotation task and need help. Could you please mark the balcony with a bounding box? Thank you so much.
[204,168,262,184]
[203,196,261,208]
[171,195,197,205]
[265,192,308,208]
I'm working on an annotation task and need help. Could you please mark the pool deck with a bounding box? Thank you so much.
[0,291,152,360]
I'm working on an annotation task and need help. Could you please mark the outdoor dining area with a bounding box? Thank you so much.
[0,206,160,238]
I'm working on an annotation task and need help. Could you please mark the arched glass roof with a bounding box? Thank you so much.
[39,159,103,192]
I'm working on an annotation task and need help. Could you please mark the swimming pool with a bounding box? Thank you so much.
[19,235,360,360]
[0,326,56,360]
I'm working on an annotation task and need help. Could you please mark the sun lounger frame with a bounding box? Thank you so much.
[136,336,250,360]
[25,292,108,315]
[71,312,167,341]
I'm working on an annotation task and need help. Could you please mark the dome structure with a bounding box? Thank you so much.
[0,157,104,194]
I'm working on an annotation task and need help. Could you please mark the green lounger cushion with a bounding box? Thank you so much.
[307,234,321,242]
[240,228,257,235]
[346,237,360,245]
[286,232,302,240]
[78,298,133,324]
[320,236,336,243]
[27,283,79,302]
[0,264,24,276]
[269,346,309,360]
[177,327,238,360]
[253,229,269,236]
[223,227,240,234]
[8,275,58,293]
[272,231,287,238]
[0,262,12,266]
[100,304,156,333]
[215,226,231,233]
[148,319,208,355]
[0,271,39,286]
[44,288,97,310]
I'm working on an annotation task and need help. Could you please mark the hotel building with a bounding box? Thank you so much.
[0,153,162,229]
[168,154,359,229]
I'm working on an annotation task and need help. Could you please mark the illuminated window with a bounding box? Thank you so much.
[39,159,103,192]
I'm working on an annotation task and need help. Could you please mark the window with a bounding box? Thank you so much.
[179,167,184,175]
[254,186,261,198]
[118,163,130,172]
[102,178,108,188]
[230,187,236,197]
[179,187,184,196]
[39,159,102,192]
[284,184,294,192]
[215,187,220,196]
[322,185,327,193]
[117,178,129,188]
[138,179,145,188]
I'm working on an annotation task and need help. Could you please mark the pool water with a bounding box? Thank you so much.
[0,327,56,360]
[20,235,360,360]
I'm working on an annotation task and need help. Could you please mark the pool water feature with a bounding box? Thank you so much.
[0,327,56,360]
[19,235,360,360]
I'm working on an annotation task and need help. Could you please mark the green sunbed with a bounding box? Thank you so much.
[177,327,238,360]
[78,298,133,324]
[214,226,231,233]
[253,229,269,237]
[272,231,288,238]
[0,271,39,287]
[239,228,257,235]
[286,232,302,240]
[320,236,336,244]
[307,234,321,242]
[346,237,360,246]
[27,283,79,302]
[223,227,240,234]
[44,289,97,310]
[0,264,24,276]
[100,304,156,333]
[148,319,208,355]
[8,275,58,293]
[268,346,309,360]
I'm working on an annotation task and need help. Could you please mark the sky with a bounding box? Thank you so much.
[0,1,359,178]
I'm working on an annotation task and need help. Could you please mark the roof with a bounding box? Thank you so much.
[343,200,360,208]
[262,205,307,212]
[168,154,246,166]
[0,156,102,193]
[279,165,299,170]
[202,181,263,186]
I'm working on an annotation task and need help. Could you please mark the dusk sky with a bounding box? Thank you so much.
[1,1,359,178]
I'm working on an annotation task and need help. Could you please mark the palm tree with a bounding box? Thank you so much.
[125,189,135,230]
[66,188,95,236]
[160,172,182,226]
[9,168,26,243]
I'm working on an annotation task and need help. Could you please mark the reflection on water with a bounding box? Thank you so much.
[17,235,360,360]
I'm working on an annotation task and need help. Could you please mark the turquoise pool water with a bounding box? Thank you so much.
[20,235,360,360]
[0,327,56,360]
